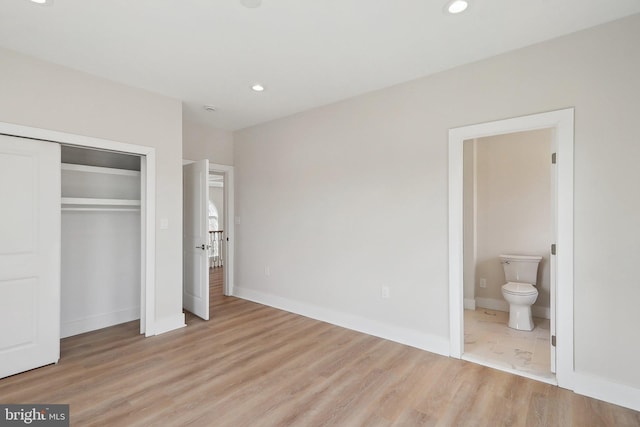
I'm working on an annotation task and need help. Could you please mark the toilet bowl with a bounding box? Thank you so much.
[501,282,538,331]
[499,254,542,331]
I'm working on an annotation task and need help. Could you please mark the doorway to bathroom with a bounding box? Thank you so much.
[448,109,575,390]
[464,129,553,381]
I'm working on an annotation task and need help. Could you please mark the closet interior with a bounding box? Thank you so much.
[60,146,142,338]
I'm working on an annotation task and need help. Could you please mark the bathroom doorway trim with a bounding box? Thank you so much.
[448,108,574,390]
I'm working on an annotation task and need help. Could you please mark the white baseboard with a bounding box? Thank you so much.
[464,298,476,310]
[233,286,449,357]
[475,297,508,312]
[573,371,640,412]
[153,313,186,335]
[61,307,139,338]
[531,305,551,320]
[475,297,550,319]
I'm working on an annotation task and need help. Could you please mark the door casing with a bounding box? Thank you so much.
[447,108,574,389]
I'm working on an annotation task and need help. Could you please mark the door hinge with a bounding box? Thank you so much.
[551,335,556,347]
[552,152,557,164]
[551,243,556,255]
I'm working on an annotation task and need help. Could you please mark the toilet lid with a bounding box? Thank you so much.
[502,282,538,295]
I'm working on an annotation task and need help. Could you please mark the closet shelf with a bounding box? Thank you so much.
[61,197,141,212]
[62,163,141,177]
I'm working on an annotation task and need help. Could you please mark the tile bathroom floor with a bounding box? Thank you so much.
[464,308,555,382]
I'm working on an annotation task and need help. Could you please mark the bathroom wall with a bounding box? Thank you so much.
[463,140,476,308]
[474,129,552,315]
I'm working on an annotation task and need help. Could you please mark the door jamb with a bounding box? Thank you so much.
[447,108,574,389]
[0,121,157,337]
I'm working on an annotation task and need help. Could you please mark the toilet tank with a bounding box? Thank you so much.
[500,254,542,285]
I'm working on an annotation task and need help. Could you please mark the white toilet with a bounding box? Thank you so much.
[500,254,542,331]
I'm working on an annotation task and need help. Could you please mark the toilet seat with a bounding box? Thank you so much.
[502,281,537,296]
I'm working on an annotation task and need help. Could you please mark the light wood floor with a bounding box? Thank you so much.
[1,268,638,426]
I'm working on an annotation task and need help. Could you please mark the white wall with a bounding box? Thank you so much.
[0,47,184,331]
[61,212,140,337]
[209,184,224,230]
[475,129,552,311]
[183,117,234,165]
[234,14,640,394]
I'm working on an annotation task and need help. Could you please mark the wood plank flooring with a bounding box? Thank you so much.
[1,267,639,426]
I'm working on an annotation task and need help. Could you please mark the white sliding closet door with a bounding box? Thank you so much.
[0,134,60,379]
[183,160,210,320]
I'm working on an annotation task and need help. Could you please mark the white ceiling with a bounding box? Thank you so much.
[1,1,639,130]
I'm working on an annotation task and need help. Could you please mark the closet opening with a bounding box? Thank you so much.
[60,145,146,338]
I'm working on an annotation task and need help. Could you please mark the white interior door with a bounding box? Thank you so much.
[183,160,210,320]
[0,135,60,379]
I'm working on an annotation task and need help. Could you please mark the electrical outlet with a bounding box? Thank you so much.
[479,278,487,288]
[381,286,390,299]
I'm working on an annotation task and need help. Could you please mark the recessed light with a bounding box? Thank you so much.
[203,105,217,112]
[240,0,262,9]
[251,84,265,92]
[29,0,52,5]
[445,0,468,14]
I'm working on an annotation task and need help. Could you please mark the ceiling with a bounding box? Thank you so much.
[1,1,639,130]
